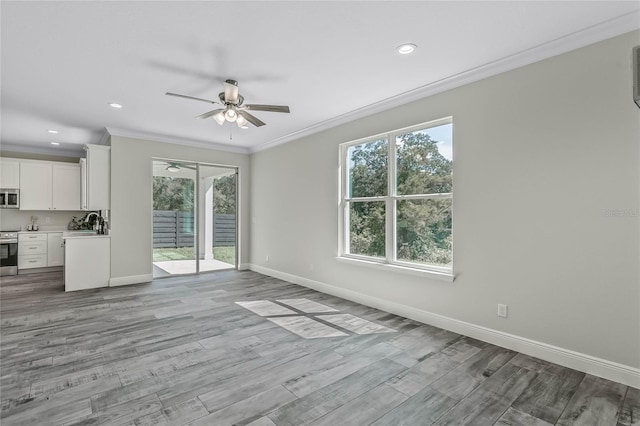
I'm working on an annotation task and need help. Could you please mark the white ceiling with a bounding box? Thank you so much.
[2,1,639,156]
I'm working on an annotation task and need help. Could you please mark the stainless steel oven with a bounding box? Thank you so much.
[0,231,18,276]
[0,189,19,209]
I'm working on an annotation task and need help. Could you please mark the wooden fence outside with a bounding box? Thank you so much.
[152,211,235,249]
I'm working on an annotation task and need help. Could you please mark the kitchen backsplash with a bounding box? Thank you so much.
[0,209,86,231]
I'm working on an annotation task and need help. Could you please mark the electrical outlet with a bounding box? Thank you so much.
[265,255,269,262]
[309,263,314,272]
[45,217,51,223]
[497,304,508,318]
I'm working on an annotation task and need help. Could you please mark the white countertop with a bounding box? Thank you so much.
[64,233,110,239]
[19,229,110,238]
[18,229,67,234]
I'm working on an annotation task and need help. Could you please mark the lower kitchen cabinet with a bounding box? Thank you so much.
[18,232,64,270]
[47,233,64,266]
[64,236,110,291]
[18,233,47,269]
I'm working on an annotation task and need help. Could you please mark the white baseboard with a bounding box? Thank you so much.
[249,264,640,388]
[238,263,250,271]
[109,274,153,287]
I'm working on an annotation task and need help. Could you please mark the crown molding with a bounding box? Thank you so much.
[0,142,84,158]
[105,127,250,155]
[97,128,111,146]
[250,12,640,154]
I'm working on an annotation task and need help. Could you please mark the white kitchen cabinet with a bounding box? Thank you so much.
[52,164,81,210]
[0,158,20,188]
[18,233,47,269]
[64,235,110,291]
[20,161,80,210]
[47,233,64,266]
[18,232,66,270]
[81,145,110,210]
[19,162,52,210]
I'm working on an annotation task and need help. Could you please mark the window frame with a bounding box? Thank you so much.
[338,117,453,278]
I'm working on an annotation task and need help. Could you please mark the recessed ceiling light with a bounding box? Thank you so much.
[397,43,417,55]
[50,142,60,146]
[109,102,123,109]
[47,129,58,134]
[240,126,249,129]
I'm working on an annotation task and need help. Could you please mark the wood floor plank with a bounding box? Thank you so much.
[432,363,536,425]
[618,386,640,426]
[495,406,553,426]
[268,358,407,426]
[431,345,517,400]
[192,385,297,426]
[283,342,400,398]
[556,375,627,426]
[369,387,457,426]
[120,396,208,426]
[1,396,92,426]
[510,362,585,424]
[197,349,344,413]
[62,393,163,426]
[307,384,408,426]
[245,417,278,426]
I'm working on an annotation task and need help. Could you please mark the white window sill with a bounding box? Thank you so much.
[336,256,455,283]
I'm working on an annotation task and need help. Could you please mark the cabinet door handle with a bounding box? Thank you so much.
[28,260,37,263]
[28,247,36,250]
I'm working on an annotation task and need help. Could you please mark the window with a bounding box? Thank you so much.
[339,118,453,275]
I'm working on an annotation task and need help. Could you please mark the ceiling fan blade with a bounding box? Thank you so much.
[238,110,266,127]
[166,92,218,104]
[224,79,239,103]
[195,108,225,119]
[245,104,290,113]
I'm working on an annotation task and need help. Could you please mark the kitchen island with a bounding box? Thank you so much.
[63,233,110,292]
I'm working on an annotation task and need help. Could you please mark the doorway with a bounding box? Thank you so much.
[152,159,238,278]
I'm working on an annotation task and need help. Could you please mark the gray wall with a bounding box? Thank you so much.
[249,31,640,368]
[109,136,250,281]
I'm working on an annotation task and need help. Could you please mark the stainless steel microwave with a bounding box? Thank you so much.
[0,189,19,209]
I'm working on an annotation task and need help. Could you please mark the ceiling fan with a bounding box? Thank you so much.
[162,161,196,173]
[166,79,290,128]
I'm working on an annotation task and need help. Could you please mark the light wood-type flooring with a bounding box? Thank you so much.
[1,270,638,426]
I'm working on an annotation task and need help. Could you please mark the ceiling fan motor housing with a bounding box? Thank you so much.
[219,92,244,106]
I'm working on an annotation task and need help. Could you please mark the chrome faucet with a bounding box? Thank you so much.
[85,212,99,223]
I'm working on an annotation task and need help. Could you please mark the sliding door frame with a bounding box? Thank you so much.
[152,157,239,277]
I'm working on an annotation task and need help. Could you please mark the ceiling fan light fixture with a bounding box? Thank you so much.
[236,115,248,128]
[224,108,237,122]
[166,165,180,173]
[213,111,226,125]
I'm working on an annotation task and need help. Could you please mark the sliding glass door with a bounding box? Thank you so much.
[152,159,237,278]
[198,164,237,272]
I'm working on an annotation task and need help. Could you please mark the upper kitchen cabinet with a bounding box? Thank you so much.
[0,158,20,188]
[81,144,110,210]
[52,164,81,210]
[20,161,80,211]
